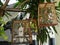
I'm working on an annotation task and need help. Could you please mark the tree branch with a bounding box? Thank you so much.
[6,8,27,12]
[1,0,10,9]
[17,0,30,8]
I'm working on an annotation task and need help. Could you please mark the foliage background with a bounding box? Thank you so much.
[0,0,60,44]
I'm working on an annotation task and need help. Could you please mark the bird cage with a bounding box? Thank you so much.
[38,2,57,27]
[12,20,32,45]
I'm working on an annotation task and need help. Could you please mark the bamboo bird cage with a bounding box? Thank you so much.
[38,2,57,27]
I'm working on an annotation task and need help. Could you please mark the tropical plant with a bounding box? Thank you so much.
[14,0,59,44]
[0,17,8,40]
[0,0,11,40]
[0,0,60,44]
[55,2,60,22]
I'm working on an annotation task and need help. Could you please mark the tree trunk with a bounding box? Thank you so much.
[0,0,10,16]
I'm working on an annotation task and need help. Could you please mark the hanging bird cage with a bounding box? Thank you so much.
[12,20,32,45]
[38,2,57,27]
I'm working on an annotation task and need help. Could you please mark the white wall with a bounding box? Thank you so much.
[55,24,60,45]
[55,0,60,45]
[3,12,19,22]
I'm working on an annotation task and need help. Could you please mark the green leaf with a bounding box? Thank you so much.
[18,0,25,2]
[30,22,35,28]
[48,26,51,30]
[52,26,57,33]
[0,17,5,24]
[0,26,5,35]
[14,2,20,8]
[2,34,8,40]
[56,8,60,11]
[59,2,60,7]
[57,19,60,23]
[6,12,12,16]
[0,26,4,31]
[0,26,8,40]
[46,0,51,2]
[39,0,44,3]
[5,14,9,19]
[5,12,12,19]
[0,0,3,6]
[0,17,2,21]
[38,27,48,43]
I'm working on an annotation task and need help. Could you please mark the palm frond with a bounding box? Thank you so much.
[37,27,48,43]
[58,2,60,7]
[0,0,3,6]
[5,12,12,16]
[52,26,58,33]
[14,2,20,8]
[5,14,9,19]
[4,11,12,19]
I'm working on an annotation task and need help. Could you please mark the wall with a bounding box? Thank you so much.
[55,0,60,45]
[55,24,60,45]
[55,0,60,6]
